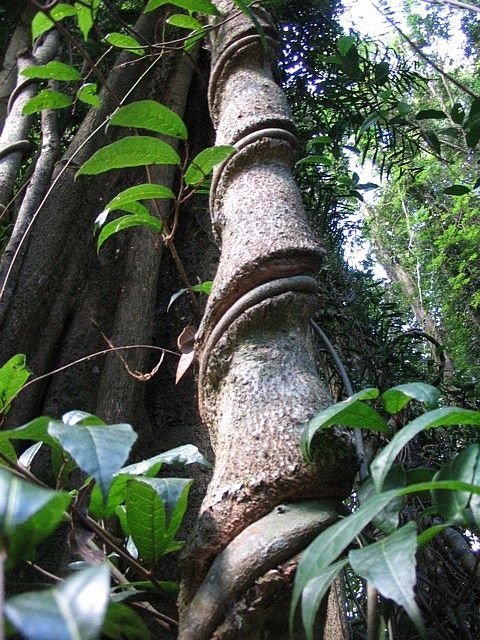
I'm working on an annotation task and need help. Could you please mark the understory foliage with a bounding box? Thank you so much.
[1,0,480,639]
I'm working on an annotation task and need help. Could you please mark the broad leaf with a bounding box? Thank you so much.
[104,33,144,56]
[301,389,387,462]
[76,136,180,176]
[104,184,175,213]
[97,213,163,251]
[110,100,187,139]
[144,0,220,15]
[22,89,72,115]
[0,354,31,414]
[370,407,480,492]
[77,83,101,107]
[432,444,480,525]
[443,184,470,196]
[32,5,77,42]
[381,382,441,414]
[300,559,349,640]
[184,145,236,185]
[349,523,424,635]
[0,416,57,450]
[102,602,151,640]
[48,420,137,500]
[415,109,447,120]
[337,35,355,56]
[125,477,191,565]
[75,0,100,40]
[450,102,465,125]
[5,565,110,640]
[166,14,204,31]
[21,61,81,81]
[358,466,406,534]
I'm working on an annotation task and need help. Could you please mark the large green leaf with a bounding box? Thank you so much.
[74,0,100,40]
[300,559,349,640]
[415,109,447,120]
[0,354,31,415]
[0,415,57,450]
[432,444,480,525]
[77,83,101,107]
[144,0,220,15]
[110,100,187,139]
[349,523,424,636]
[104,183,175,214]
[184,145,236,185]
[89,444,209,519]
[104,33,144,56]
[125,477,191,565]
[48,420,137,500]
[21,61,81,81]
[76,136,180,176]
[166,13,204,31]
[370,407,480,491]
[31,4,77,42]
[22,89,72,115]
[291,489,399,626]
[358,466,406,534]
[381,382,441,414]
[102,602,151,640]
[6,565,110,640]
[443,184,471,196]
[301,389,387,462]
[97,213,163,251]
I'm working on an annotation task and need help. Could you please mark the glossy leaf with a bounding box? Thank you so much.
[300,559,349,640]
[144,0,220,15]
[381,382,441,414]
[22,89,72,115]
[370,407,480,492]
[432,444,480,525]
[32,4,77,42]
[5,565,110,640]
[104,184,175,214]
[0,354,31,414]
[291,489,399,626]
[48,420,137,500]
[75,0,100,40]
[126,477,192,564]
[349,523,424,635]
[415,109,447,120]
[21,61,81,81]
[184,145,236,185]
[0,416,57,450]
[97,213,163,251]
[443,184,470,196]
[102,602,151,640]
[110,100,187,139]
[77,83,101,107]
[301,389,387,463]
[104,33,145,56]
[76,136,180,176]
[166,14,204,31]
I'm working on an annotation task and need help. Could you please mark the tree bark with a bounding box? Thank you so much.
[179,3,355,637]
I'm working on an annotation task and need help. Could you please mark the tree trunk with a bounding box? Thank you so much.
[178,3,355,638]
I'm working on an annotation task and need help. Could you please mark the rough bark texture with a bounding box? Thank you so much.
[179,3,355,637]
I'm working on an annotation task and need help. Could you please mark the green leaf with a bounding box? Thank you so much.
[337,35,355,56]
[432,444,480,525]
[102,602,151,640]
[104,33,145,56]
[74,0,100,41]
[301,389,387,463]
[104,184,175,214]
[358,466,406,534]
[76,136,180,176]
[31,4,77,42]
[97,213,163,251]
[21,61,81,81]
[144,0,220,14]
[423,129,441,155]
[450,102,465,124]
[300,559,349,640]
[22,89,72,115]
[0,416,58,450]
[167,280,213,310]
[89,444,210,519]
[397,101,412,116]
[48,420,137,500]
[77,83,101,107]
[110,100,187,139]
[381,382,441,414]
[465,122,480,148]
[370,407,480,492]
[6,565,110,640]
[443,184,471,196]
[184,145,236,185]
[166,14,204,31]
[349,523,425,636]
[0,468,71,568]
[374,61,389,85]
[0,354,31,415]
[125,477,192,565]
[291,489,400,628]
[415,109,447,120]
